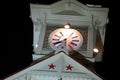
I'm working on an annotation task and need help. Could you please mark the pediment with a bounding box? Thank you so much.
[55,10,84,16]
[30,0,109,27]
[50,0,87,16]
[4,52,103,80]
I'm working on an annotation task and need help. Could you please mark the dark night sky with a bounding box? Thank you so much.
[2,0,117,79]
[30,0,110,7]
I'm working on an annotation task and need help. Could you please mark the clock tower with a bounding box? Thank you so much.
[30,0,109,62]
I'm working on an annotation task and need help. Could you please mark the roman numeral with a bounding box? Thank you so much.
[71,36,78,39]
[71,42,77,46]
[69,33,73,37]
[52,39,59,41]
[60,32,63,36]
[72,40,79,42]
[55,35,61,38]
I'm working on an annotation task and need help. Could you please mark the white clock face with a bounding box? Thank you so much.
[48,28,83,51]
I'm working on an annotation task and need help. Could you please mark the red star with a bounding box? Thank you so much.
[48,63,56,69]
[66,64,73,71]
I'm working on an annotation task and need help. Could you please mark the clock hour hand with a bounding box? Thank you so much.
[53,41,62,45]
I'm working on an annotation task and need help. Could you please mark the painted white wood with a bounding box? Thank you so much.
[30,0,109,61]
[32,54,44,61]
[87,27,94,57]
[4,52,102,80]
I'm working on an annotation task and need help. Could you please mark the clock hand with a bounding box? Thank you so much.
[68,44,73,50]
[53,41,62,45]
